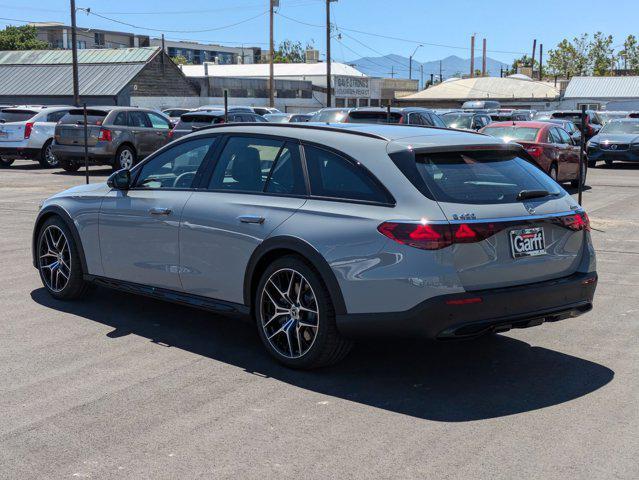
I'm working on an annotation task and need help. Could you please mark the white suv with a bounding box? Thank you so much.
[0,106,74,168]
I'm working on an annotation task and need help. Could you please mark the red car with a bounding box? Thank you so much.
[480,121,584,187]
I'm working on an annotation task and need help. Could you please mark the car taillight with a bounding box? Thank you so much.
[559,212,591,231]
[525,145,542,158]
[98,128,112,142]
[378,222,453,250]
[167,129,174,139]
[24,122,34,139]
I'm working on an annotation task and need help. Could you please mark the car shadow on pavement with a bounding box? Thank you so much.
[30,286,614,423]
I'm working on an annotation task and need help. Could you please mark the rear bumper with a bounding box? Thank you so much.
[336,272,597,339]
[588,149,639,162]
[51,143,114,165]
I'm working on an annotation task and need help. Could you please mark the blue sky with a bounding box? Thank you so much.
[3,0,639,69]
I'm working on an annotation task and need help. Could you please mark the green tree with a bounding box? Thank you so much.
[274,39,314,63]
[547,34,591,77]
[0,25,48,50]
[619,34,639,73]
[512,54,538,71]
[170,55,189,65]
[590,32,615,76]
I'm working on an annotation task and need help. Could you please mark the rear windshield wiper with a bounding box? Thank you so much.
[516,189,552,201]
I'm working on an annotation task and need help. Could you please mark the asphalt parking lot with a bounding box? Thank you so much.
[1,161,637,479]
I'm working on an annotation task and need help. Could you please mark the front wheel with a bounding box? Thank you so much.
[255,256,352,369]
[549,164,558,182]
[59,159,80,172]
[0,157,14,168]
[36,217,89,300]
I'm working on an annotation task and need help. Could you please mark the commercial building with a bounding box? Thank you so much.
[32,22,150,50]
[180,62,418,111]
[150,39,260,65]
[397,76,561,109]
[0,47,197,107]
[560,76,639,111]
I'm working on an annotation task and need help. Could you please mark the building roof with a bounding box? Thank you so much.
[398,77,560,101]
[0,47,159,65]
[180,61,366,78]
[564,76,639,99]
[0,47,160,97]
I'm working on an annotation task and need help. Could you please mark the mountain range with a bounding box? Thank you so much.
[346,54,509,80]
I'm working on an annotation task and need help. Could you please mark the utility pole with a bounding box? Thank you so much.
[269,0,277,108]
[420,64,423,89]
[439,60,442,81]
[531,39,537,72]
[70,0,80,106]
[539,43,543,81]
[326,0,336,108]
[429,73,434,87]
[470,35,475,77]
[481,38,487,77]
[390,66,395,78]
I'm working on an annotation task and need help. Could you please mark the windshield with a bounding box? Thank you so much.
[347,112,402,124]
[415,151,562,204]
[0,109,37,123]
[311,109,350,123]
[482,126,540,142]
[600,121,639,135]
[176,114,223,129]
[442,114,472,129]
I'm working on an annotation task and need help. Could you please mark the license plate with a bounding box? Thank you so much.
[510,227,546,258]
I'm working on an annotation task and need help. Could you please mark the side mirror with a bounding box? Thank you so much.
[107,169,131,190]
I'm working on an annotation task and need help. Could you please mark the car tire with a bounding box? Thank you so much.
[587,158,597,168]
[113,145,136,171]
[38,140,59,168]
[36,216,89,300]
[605,158,614,167]
[0,157,14,168]
[59,159,80,172]
[570,162,587,188]
[549,163,559,182]
[255,255,352,369]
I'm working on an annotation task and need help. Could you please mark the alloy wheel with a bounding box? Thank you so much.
[45,144,58,166]
[260,268,319,359]
[119,149,134,169]
[38,225,71,293]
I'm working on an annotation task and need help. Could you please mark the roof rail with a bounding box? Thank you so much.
[190,122,390,141]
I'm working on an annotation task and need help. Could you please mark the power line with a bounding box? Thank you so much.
[93,0,322,15]
[80,9,269,34]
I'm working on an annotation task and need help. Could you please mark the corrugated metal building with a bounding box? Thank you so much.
[561,76,639,111]
[0,47,198,106]
[396,76,560,109]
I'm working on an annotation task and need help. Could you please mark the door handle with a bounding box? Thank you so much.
[149,207,172,216]
[238,215,265,224]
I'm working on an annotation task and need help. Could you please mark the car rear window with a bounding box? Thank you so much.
[59,109,108,125]
[550,112,582,123]
[312,109,350,123]
[482,126,540,142]
[176,114,224,129]
[442,114,473,129]
[414,151,562,204]
[347,112,402,124]
[0,109,37,123]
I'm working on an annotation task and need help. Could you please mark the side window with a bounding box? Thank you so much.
[113,111,128,126]
[208,136,283,192]
[147,112,171,130]
[46,110,68,123]
[421,113,435,126]
[265,142,306,195]
[407,113,421,125]
[135,137,216,189]
[548,128,561,144]
[557,128,572,144]
[303,144,392,204]
[128,111,150,128]
[430,113,447,128]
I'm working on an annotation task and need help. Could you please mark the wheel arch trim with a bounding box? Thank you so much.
[32,205,88,274]
[243,236,347,316]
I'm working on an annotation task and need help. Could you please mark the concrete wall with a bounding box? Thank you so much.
[558,98,639,111]
[130,96,323,113]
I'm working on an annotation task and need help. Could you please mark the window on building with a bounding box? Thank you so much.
[94,32,105,46]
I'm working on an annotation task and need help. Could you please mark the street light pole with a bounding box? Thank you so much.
[409,44,422,80]
[326,0,336,108]
[269,0,277,108]
[70,0,80,106]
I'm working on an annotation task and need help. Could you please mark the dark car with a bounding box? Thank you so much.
[587,118,639,167]
[490,109,535,122]
[442,112,492,131]
[169,110,267,141]
[52,107,173,172]
[162,108,192,125]
[539,119,582,144]
[481,121,584,187]
[548,110,603,139]
[311,107,447,127]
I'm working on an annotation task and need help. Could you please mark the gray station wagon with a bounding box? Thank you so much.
[52,107,173,171]
[34,123,597,369]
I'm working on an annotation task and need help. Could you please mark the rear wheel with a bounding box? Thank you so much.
[37,216,89,300]
[549,163,558,182]
[59,159,80,172]
[255,256,352,369]
[605,158,614,167]
[113,145,136,171]
[38,140,58,168]
[0,157,14,168]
